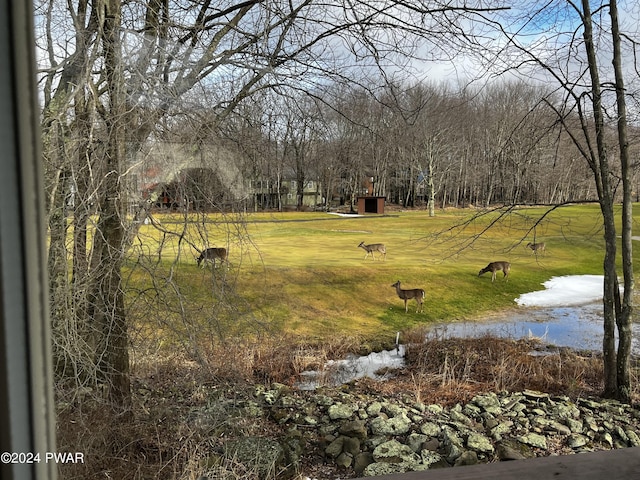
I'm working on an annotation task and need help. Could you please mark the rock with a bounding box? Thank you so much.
[442,426,465,462]
[473,393,503,415]
[600,432,614,448]
[407,433,429,453]
[551,402,580,419]
[422,437,440,452]
[342,436,361,456]
[353,452,374,474]
[328,403,357,420]
[312,394,334,407]
[627,429,640,446]
[325,436,345,459]
[490,421,513,439]
[262,383,289,405]
[450,409,473,427]
[516,432,548,449]
[420,450,443,467]
[370,414,412,435]
[362,461,407,477]
[335,452,353,468]
[523,390,549,400]
[467,432,494,454]
[426,404,444,415]
[339,420,368,439]
[454,450,479,466]
[495,440,530,461]
[372,440,420,464]
[567,433,590,449]
[565,417,584,433]
[366,402,383,416]
[578,398,602,410]
[420,421,441,437]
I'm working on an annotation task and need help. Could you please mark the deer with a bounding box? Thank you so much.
[197,247,228,268]
[478,261,511,282]
[526,242,546,255]
[358,241,386,261]
[391,280,425,313]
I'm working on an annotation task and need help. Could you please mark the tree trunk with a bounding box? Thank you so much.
[92,0,131,408]
[610,0,633,403]
[427,154,435,217]
[581,0,618,398]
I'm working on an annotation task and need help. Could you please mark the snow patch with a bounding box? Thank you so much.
[516,275,604,307]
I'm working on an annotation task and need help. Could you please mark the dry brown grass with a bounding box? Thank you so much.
[364,335,607,407]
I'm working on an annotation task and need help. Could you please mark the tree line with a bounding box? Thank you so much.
[206,79,624,214]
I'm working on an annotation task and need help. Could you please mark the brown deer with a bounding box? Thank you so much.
[358,241,386,261]
[478,261,511,282]
[197,247,228,267]
[526,242,546,254]
[391,280,425,313]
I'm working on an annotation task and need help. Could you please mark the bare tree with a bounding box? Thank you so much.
[483,0,637,401]
[37,0,511,408]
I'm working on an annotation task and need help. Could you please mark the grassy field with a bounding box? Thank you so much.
[60,204,640,480]
[125,203,633,352]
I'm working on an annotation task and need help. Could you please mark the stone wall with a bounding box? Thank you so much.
[255,384,640,478]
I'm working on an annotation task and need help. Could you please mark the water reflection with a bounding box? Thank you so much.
[428,303,640,356]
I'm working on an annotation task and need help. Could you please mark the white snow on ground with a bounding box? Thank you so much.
[516,275,604,307]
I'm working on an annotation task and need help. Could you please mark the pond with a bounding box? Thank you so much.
[428,301,640,355]
[295,275,640,390]
[431,274,639,353]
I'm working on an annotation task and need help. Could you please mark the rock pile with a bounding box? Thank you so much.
[257,384,640,477]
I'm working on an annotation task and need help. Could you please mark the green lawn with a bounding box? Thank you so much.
[127,204,632,346]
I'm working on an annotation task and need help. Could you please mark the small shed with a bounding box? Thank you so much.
[357,196,386,215]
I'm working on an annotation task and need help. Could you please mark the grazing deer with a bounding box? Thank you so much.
[358,241,386,261]
[391,280,425,313]
[197,247,228,268]
[478,261,511,282]
[526,242,546,255]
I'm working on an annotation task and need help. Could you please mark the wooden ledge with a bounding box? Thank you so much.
[357,447,640,480]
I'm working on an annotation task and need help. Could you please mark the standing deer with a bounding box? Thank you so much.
[197,247,228,268]
[358,241,386,261]
[391,280,425,313]
[526,242,546,255]
[478,261,511,282]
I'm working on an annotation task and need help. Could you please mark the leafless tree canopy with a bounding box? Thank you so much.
[35,0,640,405]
